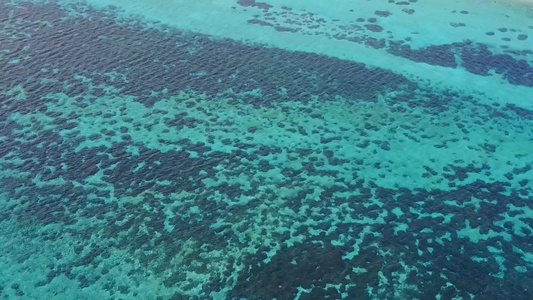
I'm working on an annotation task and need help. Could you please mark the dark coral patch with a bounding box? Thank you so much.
[237,0,273,10]
[248,19,273,27]
[365,24,383,32]
[375,10,391,17]
[230,241,349,299]
[450,22,466,28]
[275,26,299,32]
[388,42,457,68]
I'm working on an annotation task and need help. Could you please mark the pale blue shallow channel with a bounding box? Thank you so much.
[0,0,532,299]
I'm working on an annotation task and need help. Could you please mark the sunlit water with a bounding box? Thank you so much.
[0,0,532,299]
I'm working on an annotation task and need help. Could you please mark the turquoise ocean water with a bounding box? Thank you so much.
[0,0,532,299]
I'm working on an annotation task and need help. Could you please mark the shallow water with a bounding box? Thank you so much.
[0,0,532,299]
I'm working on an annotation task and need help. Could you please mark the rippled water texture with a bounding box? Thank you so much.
[0,0,532,299]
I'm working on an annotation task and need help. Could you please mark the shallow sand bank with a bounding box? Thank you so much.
[505,0,533,4]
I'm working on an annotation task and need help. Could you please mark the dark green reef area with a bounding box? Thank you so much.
[0,0,532,299]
